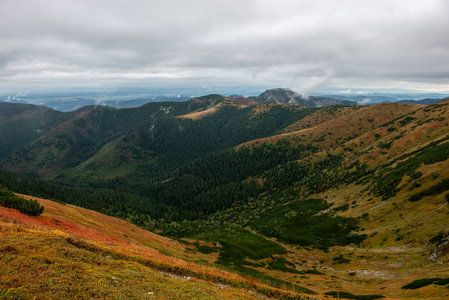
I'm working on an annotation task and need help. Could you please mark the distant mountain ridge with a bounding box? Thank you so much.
[3,88,449,111]
[2,88,358,111]
[316,93,449,105]
[398,97,449,105]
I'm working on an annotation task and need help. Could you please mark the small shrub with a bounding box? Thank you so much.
[409,193,424,202]
[409,179,449,202]
[429,232,447,245]
[378,141,392,149]
[434,278,449,286]
[431,173,441,180]
[402,278,442,289]
[0,185,44,216]
[195,244,219,254]
[333,203,350,212]
[399,116,416,125]
[410,171,422,180]
[332,255,350,264]
[324,291,385,300]
[302,269,325,275]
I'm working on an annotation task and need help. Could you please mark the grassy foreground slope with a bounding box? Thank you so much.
[0,195,317,300]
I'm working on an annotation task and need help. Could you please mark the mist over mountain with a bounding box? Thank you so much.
[0,90,193,112]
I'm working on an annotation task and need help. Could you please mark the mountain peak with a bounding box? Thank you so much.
[250,88,358,107]
[256,88,298,104]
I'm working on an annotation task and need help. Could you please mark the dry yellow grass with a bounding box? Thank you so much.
[176,105,220,120]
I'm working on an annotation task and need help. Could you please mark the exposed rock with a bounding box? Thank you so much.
[428,240,449,262]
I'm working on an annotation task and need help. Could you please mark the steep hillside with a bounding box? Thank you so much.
[0,103,69,160]
[246,102,420,151]
[0,193,313,299]
[1,102,188,178]
[0,95,236,178]
[1,98,316,182]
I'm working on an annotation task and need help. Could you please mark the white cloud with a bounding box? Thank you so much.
[0,0,448,93]
[293,69,335,98]
[339,90,353,94]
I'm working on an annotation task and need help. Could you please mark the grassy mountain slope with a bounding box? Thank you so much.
[0,103,69,160]
[224,100,449,298]
[0,194,314,299]
[245,103,420,150]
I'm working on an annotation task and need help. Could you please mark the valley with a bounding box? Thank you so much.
[1,89,449,299]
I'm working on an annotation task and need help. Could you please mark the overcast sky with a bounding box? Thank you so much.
[1,0,449,95]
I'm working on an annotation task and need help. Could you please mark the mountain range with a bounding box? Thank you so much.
[1,88,449,299]
[6,87,447,112]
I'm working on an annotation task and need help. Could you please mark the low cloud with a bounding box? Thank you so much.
[293,69,334,98]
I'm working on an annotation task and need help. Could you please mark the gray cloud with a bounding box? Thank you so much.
[1,0,449,93]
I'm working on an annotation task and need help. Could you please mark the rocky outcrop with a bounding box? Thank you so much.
[428,239,449,262]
